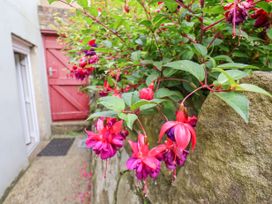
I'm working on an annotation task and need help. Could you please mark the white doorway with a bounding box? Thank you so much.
[13,37,40,155]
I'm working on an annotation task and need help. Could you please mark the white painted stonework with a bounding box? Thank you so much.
[0,0,52,198]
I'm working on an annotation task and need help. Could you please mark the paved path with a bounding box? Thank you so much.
[3,136,91,204]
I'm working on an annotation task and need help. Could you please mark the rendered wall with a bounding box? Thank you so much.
[0,0,51,198]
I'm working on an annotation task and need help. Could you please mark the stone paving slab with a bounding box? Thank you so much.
[3,136,91,204]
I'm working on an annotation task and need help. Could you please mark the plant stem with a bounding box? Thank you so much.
[159,77,196,87]
[181,86,204,105]
[137,118,148,138]
[207,32,220,49]
[138,0,163,59]
[156,106,168,121]
[232,0,238,37]
[176,0,195,14]
[181,34,197,44]
[203,18,225,31]
[59,0,126,43]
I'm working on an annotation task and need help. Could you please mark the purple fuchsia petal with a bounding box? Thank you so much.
[166,127,175,141]
[126,157,140,170]
[176,150,189,166]
[148,164,161,179]
[92,141,104,151]
[111,136,124,148]
[84,50,96,56]
[135,163,149,180]
[159,121,179,142]
[100,144,116,159]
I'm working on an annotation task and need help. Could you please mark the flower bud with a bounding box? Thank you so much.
[139,87,154,100]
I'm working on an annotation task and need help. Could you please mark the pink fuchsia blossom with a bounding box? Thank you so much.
[251,9,271,28]
[126,133,166,180]
[85,118,128,160]
[224,0,255,36]
[88,39,97,47]
[159,105,197,151]
[79,56,88,68]
[155,2,164,13]
[139,83,154,100]
[89,55,99,64]
[162,139,189,170]
[71,65,94,80]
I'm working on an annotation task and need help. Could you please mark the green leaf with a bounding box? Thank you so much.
[164,60,205,81]
[214,55,233,63]
[214,92,249,123]
[77,0,88,8]
[139,20,152,28]
[155,88,183,99]
[193,44,208,56]
[163,68,178,77]
[217,70,249,84]
[267,28,272,40]
[237,84,272,97]
[153,61,163,71]
[119,113,138,130]
[48,0,58,3]
[256,1,272,13]
[146,72,160,85]
[98,96,125,112]
[87,111,117,120]
[131,100,156,111]
[217,63,259,70]
[122,91,139,106]
[131,51,141,62]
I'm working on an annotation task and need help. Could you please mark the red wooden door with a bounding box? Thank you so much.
[43,33,89,121]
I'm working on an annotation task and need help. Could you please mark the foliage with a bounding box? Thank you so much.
[50,0,271,190]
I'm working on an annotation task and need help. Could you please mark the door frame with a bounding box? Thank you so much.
[12,36,40,155]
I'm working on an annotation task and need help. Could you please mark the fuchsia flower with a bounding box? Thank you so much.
[139,83,154,100]
[162,139,189,170]
[88,39,97,47]
[71,65,94,80]
[224,0,254,36]
[126,133,166,180]
[251,9,271,28]
[71,40,99,80]
[155,2,164,13]
[79,56,88,68]
[86,118,128,159]
[159,105,197,151]
[89,55,99,64]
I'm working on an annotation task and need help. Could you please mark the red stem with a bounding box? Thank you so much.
[59,0,126,43]
[181,84,214,104]
[181,86,204,105]
[203,18,225,31]
[137,118,148,140]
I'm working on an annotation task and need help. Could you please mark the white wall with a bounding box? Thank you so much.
[0,0,51,198]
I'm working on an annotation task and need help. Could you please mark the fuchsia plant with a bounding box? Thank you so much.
[85,118,128,159]
[49,0,272,194]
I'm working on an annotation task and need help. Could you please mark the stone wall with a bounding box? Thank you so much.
[90,72,272,204]
[38,5,73,31]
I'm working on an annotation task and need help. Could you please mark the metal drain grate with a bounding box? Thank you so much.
[38,138,75,156]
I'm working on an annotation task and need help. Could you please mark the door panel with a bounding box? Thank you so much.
[43,34,89,121]
[15,54,33,145]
